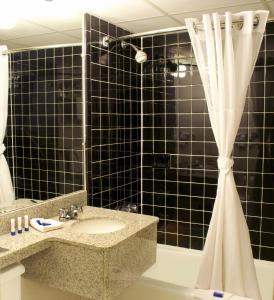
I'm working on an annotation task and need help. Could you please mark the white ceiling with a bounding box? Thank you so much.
[0,0,273,50]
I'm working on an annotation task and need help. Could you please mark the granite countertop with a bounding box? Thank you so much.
[0,206,158,269]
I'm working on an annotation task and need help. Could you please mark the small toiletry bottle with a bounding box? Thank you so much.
[24,215,29,232]
[10,218,16,236]
[17,217,22,234]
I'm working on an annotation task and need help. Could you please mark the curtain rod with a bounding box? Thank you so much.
[102,26,188,46]
[1,42,82,55]
[102,15,268,46]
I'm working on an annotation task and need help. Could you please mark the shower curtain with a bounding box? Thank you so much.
[185,11,268,300]
[0,45,15,206]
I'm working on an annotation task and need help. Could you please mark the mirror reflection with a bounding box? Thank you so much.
[0,6,84,213]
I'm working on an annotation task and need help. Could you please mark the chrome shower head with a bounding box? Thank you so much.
[135,50,147,64]
[121,41,147,64]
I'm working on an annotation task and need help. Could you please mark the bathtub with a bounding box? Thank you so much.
[116,244,274,300]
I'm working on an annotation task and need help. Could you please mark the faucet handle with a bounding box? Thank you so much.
[59,205,83,221]
[59,208,68,221]
[76,205,83,213]
[69,204,83,218]
[70,204,83,212]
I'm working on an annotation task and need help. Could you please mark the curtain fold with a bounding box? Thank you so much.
[0,45,15,206]
[185,11,268,300]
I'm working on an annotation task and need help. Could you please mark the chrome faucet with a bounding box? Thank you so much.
[59,204,83,221]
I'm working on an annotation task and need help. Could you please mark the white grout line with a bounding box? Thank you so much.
[81,14,87,192]
[141,36,144,214]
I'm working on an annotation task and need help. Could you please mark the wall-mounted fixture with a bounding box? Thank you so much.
[167,45,196,78]
[101,36,148,64]
[121,40,147,64]
[171,64,187,78]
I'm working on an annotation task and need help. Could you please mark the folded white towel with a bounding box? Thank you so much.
[30,218,64,233]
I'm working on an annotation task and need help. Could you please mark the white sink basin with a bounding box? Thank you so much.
[71,218,126,234]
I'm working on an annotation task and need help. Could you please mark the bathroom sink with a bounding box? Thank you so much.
[71,218,126,234]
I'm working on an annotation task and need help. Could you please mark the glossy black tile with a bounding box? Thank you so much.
[142,25,274,261]
[6,45,83,200]
[85,13,141,209]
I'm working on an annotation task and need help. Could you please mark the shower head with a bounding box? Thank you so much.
[121,41,147,64]
[135,50,147,64]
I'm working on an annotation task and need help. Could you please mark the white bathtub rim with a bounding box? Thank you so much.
[155,243,274,268]
[143,244,274,300]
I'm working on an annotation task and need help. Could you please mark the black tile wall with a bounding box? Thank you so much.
[7,16,271,262]
[142,22,274,261]
[84,14,141,209]
[5,46,84,200]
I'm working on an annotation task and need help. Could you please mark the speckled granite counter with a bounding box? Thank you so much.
[0,206,158,300]
[0,190,87,235]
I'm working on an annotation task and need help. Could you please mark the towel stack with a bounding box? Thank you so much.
[30,218,64,233]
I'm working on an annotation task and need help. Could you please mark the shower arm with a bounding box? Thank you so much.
[120,41,139,52]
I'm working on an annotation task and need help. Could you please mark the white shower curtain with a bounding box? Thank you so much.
[0,45,15,206]
[185,11,268,300]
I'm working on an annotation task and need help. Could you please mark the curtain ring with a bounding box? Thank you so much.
[237,22,244,30]
[254,16,260,28]
[236,16,260,31]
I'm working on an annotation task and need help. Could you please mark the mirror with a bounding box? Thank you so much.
[0,9,84,214]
